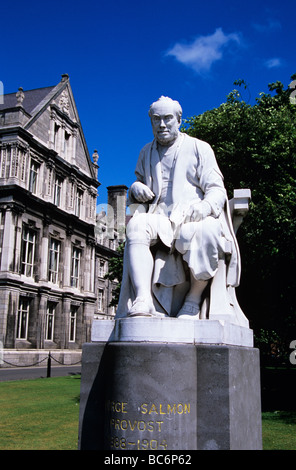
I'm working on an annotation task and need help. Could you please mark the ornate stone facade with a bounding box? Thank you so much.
[0,75,124,359]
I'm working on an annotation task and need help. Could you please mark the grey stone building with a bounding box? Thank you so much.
[95,185,128,320]
[0,75,126,365]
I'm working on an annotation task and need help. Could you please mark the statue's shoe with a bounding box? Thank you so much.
[177,301,200,319]
[127,297,155,317]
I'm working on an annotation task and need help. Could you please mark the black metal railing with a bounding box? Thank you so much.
[1,352,81,377]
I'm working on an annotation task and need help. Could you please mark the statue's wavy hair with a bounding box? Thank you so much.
[148,96,182,122]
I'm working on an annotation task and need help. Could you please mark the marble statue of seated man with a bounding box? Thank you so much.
[116,96,240,320]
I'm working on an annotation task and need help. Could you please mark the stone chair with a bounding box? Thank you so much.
[200,189,251,328]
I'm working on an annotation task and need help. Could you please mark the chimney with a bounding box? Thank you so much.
[107,185,128,241]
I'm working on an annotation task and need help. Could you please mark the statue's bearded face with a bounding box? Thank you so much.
[150,101,181,146]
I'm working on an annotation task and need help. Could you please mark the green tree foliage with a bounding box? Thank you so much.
[183,74,296,342]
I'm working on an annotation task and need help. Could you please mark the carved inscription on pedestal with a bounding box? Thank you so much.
[105,400,191,450]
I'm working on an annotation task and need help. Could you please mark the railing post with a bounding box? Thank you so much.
[47,352,51,378]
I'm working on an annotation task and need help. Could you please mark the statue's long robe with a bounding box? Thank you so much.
[116,133,240,317]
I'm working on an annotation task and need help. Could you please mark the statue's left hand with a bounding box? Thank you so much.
[184,200,212,223]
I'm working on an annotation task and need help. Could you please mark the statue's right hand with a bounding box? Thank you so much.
[131,182,155,203]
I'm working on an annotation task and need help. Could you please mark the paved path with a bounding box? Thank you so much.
[0,364,81,381]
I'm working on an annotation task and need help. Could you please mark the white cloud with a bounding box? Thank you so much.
[264,58,282,69]
[166,28,241,74]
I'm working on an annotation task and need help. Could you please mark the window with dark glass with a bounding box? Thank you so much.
[75,189,83,217]
[16,298,30,340]
[48,238,61,284]
[69,306,78,342]
[71,246,81,288]
[28,160,39,194]
[46,302,55,341]
[54,177,63,207]
[21,227,36,277]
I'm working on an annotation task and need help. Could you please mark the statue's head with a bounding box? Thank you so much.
[148,96,182,145]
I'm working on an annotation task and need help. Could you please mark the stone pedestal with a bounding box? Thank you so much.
[78,318,262,450]
[91,317,254,346]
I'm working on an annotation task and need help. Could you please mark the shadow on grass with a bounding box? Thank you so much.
[69,374,81,403]
[263,411,296,425]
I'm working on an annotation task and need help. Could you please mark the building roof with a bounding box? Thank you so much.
[0,75,99,183]
[0,86,56,114]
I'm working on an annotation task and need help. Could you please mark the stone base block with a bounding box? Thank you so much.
[78,342,262,450]
[91,317,254,347]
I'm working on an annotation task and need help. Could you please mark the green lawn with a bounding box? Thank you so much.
[0,375,81,450]
[262,411,296,450]
[0,375,295,450]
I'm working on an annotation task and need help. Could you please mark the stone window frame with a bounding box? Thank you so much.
[45,301,56,342]
[16,297,30,340]
[69,305,78,343]
[48,237,61,284]
[54,175,63,207]
[20,225,36,278]
[98,288,104,312]
[75,188,83,218]
[50,105,78,164]
[98,259,106,278]
[71,245,82,288]
[28,159,39,194]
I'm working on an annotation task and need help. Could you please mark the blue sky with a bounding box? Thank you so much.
[1,0,295,208]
